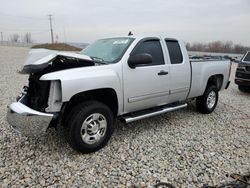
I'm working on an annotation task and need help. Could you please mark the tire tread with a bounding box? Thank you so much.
[64,100,114,153]
[196,85,218,114]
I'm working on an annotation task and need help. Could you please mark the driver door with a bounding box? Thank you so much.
[122,38,171,113]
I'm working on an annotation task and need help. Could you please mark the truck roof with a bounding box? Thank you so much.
[101,35,179,41]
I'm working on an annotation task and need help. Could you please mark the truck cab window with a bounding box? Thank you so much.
[132,40,165,66]
[165,40,183,64]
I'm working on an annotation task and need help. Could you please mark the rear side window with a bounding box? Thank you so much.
[132,40,165,66]
[165,40,183,64]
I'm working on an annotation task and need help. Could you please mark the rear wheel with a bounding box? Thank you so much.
[196,85,218,114]
[64,101,114,153]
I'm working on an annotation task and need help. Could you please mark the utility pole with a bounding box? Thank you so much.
[0,32,3,41]
[48,14,54,43]
[63,27,67,43]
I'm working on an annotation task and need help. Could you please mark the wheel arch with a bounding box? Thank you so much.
[61,88,119,126]
[206,74,224,91]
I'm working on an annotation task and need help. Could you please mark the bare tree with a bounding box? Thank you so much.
[9,33,20,42]
[188,41,250,54]
[191,42,206,51]
[186,42,191,50]
[208,41,223,52]
[23,32,33,43]
[223,41,233,53]
[234,44,246,54]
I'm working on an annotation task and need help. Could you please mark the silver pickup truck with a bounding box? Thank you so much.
[7,36,231,153]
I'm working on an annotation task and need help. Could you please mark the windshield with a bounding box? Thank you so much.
[80,37,134,63]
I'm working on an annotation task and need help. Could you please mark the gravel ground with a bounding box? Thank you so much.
[0,46,249,188]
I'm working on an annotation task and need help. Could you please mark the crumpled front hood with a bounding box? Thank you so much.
[20,49,94,74]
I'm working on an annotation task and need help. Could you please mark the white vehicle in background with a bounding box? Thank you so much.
[7,35,231,153]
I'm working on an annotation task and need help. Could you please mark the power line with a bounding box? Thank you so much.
[63,27,67,43]
[0,27,49,32]
[48,14,54,43]
[0,12,46,20]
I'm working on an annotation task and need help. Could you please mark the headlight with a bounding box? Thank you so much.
[45,80,63,112]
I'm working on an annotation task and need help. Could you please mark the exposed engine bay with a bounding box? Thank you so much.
[19,51,96,112]
[27,74,51,112]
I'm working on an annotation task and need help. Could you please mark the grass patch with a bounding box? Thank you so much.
[32,43,81,51]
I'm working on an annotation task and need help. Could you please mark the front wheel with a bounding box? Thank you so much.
[64,101,114,153]
[196,85,218,114]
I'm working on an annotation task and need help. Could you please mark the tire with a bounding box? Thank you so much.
[196,85,218,114]
[238,85,248,92]
[64,101,114,153]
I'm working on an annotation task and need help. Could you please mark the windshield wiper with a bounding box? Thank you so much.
[91,57,107,64]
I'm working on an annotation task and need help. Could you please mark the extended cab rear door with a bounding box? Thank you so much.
[122,37,171,113]
[164,39,191,102]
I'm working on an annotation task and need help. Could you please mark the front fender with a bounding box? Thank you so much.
[40,65,123,113]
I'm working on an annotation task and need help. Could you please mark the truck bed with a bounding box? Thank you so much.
[188,60,231,99]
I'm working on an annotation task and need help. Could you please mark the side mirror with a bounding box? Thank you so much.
[128,53,153,68]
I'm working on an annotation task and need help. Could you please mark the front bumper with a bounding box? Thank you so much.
[6,98,54,137]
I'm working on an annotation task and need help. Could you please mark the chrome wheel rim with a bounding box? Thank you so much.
[81,113,107,144]
[207,91,216,109]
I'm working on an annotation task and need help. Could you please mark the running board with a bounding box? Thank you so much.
[121,103,187,123]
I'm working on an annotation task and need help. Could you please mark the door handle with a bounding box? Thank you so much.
[158,70,168,76]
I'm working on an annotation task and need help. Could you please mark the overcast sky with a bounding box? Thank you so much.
[0,0,249,45]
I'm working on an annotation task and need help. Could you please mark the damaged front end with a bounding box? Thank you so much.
[19,49,95,74]
[7,49,95,137]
